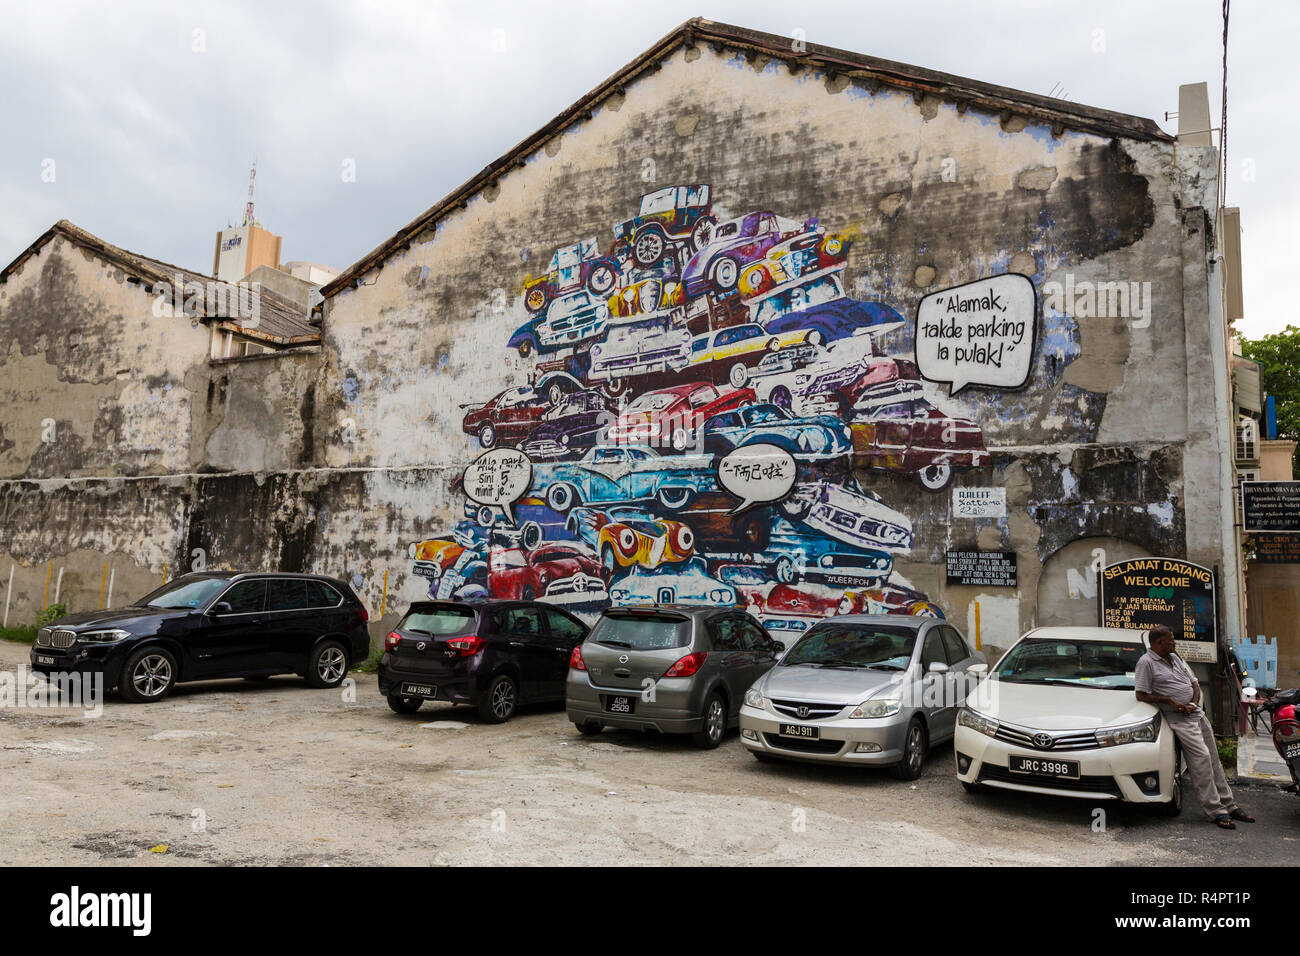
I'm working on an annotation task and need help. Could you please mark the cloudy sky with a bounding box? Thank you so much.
[1,0,1289,337]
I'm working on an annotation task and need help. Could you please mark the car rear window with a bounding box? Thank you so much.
[400,606,477,637]
[590,611,691,650]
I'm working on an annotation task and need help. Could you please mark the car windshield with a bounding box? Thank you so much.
[400,606,477,637]
[995,638,1145,689]
[136,576,231,609]
[753,276,842,324]
[744,405,786,424]
[782,623,917,669]
[590,611,691,650]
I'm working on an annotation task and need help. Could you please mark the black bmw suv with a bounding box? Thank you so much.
[29,571,371,703]
[378,599,588,722]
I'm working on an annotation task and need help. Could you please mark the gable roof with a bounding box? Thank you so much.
[0,220,319,346]
[318,16,1173,303]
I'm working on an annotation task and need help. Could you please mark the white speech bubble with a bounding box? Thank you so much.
[915,273,1036,395]
[463,448,533,526]
[717,443,797,513]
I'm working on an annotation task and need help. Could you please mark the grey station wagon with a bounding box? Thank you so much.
[566,605,781,748]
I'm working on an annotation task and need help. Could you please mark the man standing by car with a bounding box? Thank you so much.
[1135,625,1253,829]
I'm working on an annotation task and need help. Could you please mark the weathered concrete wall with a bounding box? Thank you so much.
[307,44,1220,651]
[0,43,1231,659]
[0,235,212,478]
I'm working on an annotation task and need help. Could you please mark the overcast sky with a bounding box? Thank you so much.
[1,0,1290,338]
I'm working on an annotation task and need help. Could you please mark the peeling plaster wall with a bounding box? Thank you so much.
[0,236,212,479]
[0,45,1232,650]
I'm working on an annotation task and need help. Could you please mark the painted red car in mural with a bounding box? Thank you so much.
[461,385,548,449]
[851,386,989,491]
[606,381,755,450]
[486,542,608,603]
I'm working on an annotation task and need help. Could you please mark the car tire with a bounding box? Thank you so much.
[891,718,928,780]
[478,423,496,449]
[693,692,727,749]
[520,521,543,551]
[306,640,349,689]
[633,229,665,266]
[805,329,825,347]
[479,674,518,723]
[916,463,953,492]
[119,646,178,703]
[1157,751,1186,816]
[709,256,740,292]
[574,720,603,736]
[728,363,748,389]
[603,378,628,399]
[690,216,717,252]
[387,694,423,714]
[587,262,617,295]
[657,486,693,511]
[546,482,577,513]
[547,382,566,406]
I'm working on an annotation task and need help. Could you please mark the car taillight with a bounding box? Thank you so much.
[385,631,402,652]
[360,607,369,622]
[446,634,486,657]
[663,652,706,678]
[569,645,587,671]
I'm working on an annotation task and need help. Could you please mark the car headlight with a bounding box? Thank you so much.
[850,698,900,719]
[958,708,999,737]
[77,629,132,644]
[1094,713,1160,747]
[560,434,570,445]
[744,688,766,709]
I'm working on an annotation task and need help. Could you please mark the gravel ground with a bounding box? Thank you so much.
[1,640,1295,866]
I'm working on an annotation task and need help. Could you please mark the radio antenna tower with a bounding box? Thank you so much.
[242,161,257,227]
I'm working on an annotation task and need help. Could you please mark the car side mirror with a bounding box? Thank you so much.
[209,601,233,616]
[928,661,949,674]
[969,663,988,676]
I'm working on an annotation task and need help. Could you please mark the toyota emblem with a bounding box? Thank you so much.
[1032,732,1054,749]
[618,654,629,664]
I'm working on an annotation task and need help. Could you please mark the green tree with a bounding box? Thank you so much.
[1241,326,1300,469]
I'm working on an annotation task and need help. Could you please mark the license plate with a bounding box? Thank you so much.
[400,682,436,698]
[605,695,635,714]
[1008,754,1080,780]
[779,724,819,740]
[36,655,55,665]
[1284,742,1300,761]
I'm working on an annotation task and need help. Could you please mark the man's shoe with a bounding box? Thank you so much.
[1229,808,1255,823]
[1213,814,1237,829]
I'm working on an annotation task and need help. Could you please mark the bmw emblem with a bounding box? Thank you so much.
[618,654,629,664]
[1032,732,1054,749]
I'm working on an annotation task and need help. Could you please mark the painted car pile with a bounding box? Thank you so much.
[412,185,993,638]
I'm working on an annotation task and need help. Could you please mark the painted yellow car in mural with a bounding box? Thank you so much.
[683,322,813,388]
[566,506,696,573]
[737,233,850,299]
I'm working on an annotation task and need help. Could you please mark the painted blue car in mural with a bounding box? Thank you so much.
[463,496,581,547]
[706,517,894,586]
[531,444,717,513]
[508,289,610,358]
[700,402,852,461]
[748,273,905,345]
[607,556,737,608]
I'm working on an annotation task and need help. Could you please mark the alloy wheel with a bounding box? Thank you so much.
[132,654,172,698]
[317,646,346,684]
[491,679,516,719]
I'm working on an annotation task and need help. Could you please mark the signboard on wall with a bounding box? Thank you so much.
[946,550,1017,587]
[952,487,1007,518]
[1253,532,1300,563]
[1099,558,1218,662]
[1242,481,1300,532]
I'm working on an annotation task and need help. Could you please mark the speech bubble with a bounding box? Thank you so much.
[463,448,533,526]
[716,443,797,514]
[915,273,1036,395]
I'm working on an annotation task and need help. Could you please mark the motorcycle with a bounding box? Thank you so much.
[1262,686,1300,791]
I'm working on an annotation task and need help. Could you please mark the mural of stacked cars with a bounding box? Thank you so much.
[411,185,991,644]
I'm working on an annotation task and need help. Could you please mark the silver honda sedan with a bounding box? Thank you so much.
[739,615,986,779]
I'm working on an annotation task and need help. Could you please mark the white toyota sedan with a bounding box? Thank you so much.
[954,626,1182,814]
